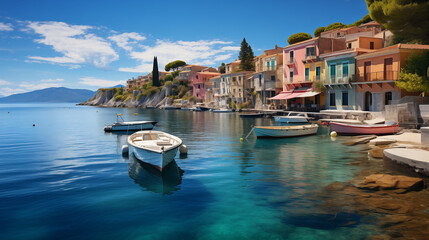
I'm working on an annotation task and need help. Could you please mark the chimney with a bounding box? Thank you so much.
[275,44,278,49]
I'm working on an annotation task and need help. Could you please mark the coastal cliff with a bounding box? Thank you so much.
[79,85,173,108]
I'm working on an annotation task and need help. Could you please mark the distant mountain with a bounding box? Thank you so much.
[110,84,125,88]
[0,87,96,103]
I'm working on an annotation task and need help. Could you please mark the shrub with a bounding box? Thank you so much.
[164,75,173,82]
[312,81,326,93]
[165,81,172,87]
[143,86,161,97]
[136,93,143,101]
[188,96,202,103]
[287,32,312,45]
[314,27,325,37]
[325,22,347,31]
[114,94,124,101]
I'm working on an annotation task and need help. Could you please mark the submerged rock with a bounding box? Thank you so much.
[343,135,377,146]
[358,174,424,192]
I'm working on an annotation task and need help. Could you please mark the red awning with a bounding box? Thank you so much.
[284,92,304,99]
[268,92,291,100]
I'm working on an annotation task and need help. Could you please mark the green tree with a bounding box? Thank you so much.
[152,56,160,87]
[287,32,312,45]
[314,27,326,37]
[348,14,372,27]
[164,74,173,82]
[218,62,226,73]
[366,0,429,44]
[165,60,186,71]
[325,22,347,31]
[396,51,429,92]
[238,38,255,71]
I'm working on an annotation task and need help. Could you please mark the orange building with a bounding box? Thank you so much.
[354,44,429,111]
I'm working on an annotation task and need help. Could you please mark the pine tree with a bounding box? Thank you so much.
[239,38,254,71]
[152,56,160,87]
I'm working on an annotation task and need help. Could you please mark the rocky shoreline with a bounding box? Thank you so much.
[78,85,174,108]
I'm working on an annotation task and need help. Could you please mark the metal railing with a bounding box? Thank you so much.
[304,55,317,61]
[358,71,398,82]
[328,74,356,84]
[286,58,295,65]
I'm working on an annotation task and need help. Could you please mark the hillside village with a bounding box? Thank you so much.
[122,20,428,120]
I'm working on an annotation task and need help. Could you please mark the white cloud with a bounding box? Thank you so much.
[19,82,62,91]
[0,22,13,31]
[79,77,125,87]
[40,78,64,83]
[26,21,119,68]
[119,39,239,73]
[108,32,146,51]
[0,80,12,86]
[0,87,27,96]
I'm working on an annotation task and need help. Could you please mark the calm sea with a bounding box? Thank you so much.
[1,103,382,239]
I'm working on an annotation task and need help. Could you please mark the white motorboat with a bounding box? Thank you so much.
[253,124,319,138]
[274,112,309,123]
[104,114,156,132]
[213,108,234,113]
[127,130,183,170]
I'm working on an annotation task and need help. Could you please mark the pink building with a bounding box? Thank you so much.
[283,37,346,91]
[192,72,221,100]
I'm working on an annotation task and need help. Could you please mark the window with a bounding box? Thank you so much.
[305,68,310,81]
[316,67,321,81]
[289,71,294,82]
[330,64,336,82]
[342,62,349,77]
[385,92,392,105]
[289,51,294,62]
[347,43,352,49]
[271,75,275,81]
[330,93,336,106]
[196,75,199,79]
[342,92,349,106]
[306,47,315,57]
[259,75,262,86]
[370,42,374,49]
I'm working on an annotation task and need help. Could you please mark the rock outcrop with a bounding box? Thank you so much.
[79,86,173,108]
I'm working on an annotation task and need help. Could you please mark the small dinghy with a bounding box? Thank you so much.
[127,130,183,170]
[213,108,234,113]
[274,112,309,123]
[330,122,399,135]
[104,114,156,132]
[253,124,319,138]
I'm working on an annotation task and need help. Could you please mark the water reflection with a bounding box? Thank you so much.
[128,155,183,195]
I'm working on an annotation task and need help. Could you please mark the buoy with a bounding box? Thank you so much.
[134,113,138,115]
[179,145,188,154]
[240,138,244,142]
[122,145,129,157]
[322,122,326,126]
[330,131,337,137]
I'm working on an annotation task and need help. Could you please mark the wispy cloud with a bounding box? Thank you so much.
[19,82,62,91]
[0,80,12,86]
[0,22,13,31]
[119,39,239,73]
[0,87,27,96]
[79,77,125,87]
[108,32,146,51]
[40,78,64,83]
[26,21,119,68]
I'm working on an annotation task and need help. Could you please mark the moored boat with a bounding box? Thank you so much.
[254,124,319,138]
[274,112,308,123]
[127,130,183,170]
[104,114,156,132]
[330,122,399,135]
[240,113,264,118]
[213,108,234,113]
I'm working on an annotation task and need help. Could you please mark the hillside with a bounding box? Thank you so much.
[0,87,96,103]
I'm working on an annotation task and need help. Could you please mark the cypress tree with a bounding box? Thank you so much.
[152,56,160,87]
[239,38,254,71]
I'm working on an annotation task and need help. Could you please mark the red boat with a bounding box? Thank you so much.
[330,122,399,135]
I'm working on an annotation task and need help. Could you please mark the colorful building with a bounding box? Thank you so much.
[322,37,383,110]
[230,71,254,104]
[126,72,170,91]
[354,44,429,111]
[253,45,283,108]
[191,71,220,100]
[177,65,216,82]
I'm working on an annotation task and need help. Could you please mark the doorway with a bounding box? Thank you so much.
[364,92,372,111]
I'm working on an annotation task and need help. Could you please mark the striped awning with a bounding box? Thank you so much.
[296,91,320,98]
[268,92,291,100]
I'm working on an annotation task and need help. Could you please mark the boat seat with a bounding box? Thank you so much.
[156,141,173,146]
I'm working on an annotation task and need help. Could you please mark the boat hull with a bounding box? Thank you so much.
[274,116,308,123]
[129,144,180,170]
[104,122,156,132]
[330,122,399,135]
[254,125,318,138]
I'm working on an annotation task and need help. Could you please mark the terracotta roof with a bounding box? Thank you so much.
[372,43,429,52]
[198,72,220,75]
[359,21,381,27]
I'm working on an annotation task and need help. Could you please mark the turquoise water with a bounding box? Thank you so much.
[0,104,376,239]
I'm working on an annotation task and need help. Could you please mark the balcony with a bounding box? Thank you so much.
[286,58,295,66]
[303,55,318,63]
[358,71,399,82]
[312,75,325,82]
[328,74,356,84]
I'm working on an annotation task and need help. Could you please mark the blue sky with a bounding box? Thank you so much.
[0,0,369,96]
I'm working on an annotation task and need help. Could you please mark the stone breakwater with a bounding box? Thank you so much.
[78,86,173,108]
